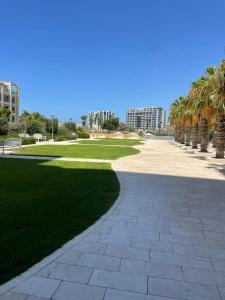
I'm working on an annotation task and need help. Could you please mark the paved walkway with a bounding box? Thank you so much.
[1,140,225,300]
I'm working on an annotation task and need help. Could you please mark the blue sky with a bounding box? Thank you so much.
[0,0,225,122]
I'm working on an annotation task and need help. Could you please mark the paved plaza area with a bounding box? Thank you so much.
[1,140,225,299]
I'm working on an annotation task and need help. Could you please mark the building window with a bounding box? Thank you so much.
[4,95,9,102]
[12,116,15,123]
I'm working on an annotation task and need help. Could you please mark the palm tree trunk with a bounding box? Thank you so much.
[180,127,185,144]
[200,117,208,152]
[192,124,198,149]
[185,126,191,146]
[212,132,217,147]
[197,126,201,144]
[216,114,225,158]
[174,126,179,142]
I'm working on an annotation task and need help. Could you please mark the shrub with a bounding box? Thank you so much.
[54,133,77,141]
[77,131,90,139]
[22,137,36,145]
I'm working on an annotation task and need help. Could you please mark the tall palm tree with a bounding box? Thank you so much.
[210,60,225,158]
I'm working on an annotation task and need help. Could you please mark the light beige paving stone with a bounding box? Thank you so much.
[148,277,221,299]
[105,245,149,261]
[49,263,93,283]
[182,266,225,285]
[52,281,106,300]
[146,262,183,281]
[89,269,147,293]
[77,253,121,271]
[104,289,145,300]
[130,237,173,252]
[0,293,26,300]
[150,251,213,270]
[12,276,60,298]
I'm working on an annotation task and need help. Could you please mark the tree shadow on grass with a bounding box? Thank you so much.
[0,158,119,284]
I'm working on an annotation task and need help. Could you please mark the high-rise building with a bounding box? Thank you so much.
[126,107,167,131]
[88,110,115,130]
[0,81,19,123]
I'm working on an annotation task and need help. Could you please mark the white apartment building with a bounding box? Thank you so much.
[88,110,115,130]
[126,107,167,131]
[0,81,19,123]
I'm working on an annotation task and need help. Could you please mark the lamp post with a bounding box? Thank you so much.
[69,118,72,134]
[51,115,54,141]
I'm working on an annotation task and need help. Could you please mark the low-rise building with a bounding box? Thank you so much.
[0,81,19,123]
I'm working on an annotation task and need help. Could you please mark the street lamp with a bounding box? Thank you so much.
[51,115,54,141]
[69,117,72,134]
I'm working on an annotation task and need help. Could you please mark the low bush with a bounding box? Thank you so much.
[22,137,36,145]
[77,131,90,139]
[54,134,76,141]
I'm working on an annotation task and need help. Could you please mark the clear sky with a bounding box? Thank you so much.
[1,0,225,122]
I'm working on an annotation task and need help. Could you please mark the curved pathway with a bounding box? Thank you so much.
[1,140,225,300]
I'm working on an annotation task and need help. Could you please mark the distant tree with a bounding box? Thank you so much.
[45,117,58,134]
[64,121,76,132]
[102,118,119,131]
[96,114,103,131]
[80,115,87,127]
[89,115,95,131]
[0,107,11,135]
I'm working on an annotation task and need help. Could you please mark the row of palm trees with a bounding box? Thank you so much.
[170,60,225,158]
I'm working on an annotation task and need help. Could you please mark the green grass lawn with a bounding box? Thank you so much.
[14,144,140,159]
[0,158,119,284]
[78,138,143,146]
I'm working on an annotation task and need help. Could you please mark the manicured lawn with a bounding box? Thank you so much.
[0,158,119,284]
[78,138,143,146]
[14,144,140,159]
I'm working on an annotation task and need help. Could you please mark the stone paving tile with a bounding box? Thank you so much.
[89,269,147,293]
[52,281,106,300]
[77,253,121,271]
[150,250,213,270]
[182,266,225,285]
[36,262,57,277]
[127,222,171,234]
[104,288,145,300]
[105,245,149,261]
[218,286,225,300]
[145,295,183,300]
[120,259,146,275]
[0,293,26,300]
[12,276,60,298]
[54,250,82,265]
[211,258,225,271]
[72,241,107,254]
[110,228,159,241]
[99,234,130,246]
[173,243,225,260]
[26,297,48,300]
[148,277,221,299]
[49,263,93,283]
[170,227,205,238]
[130,237,173,252]
[204,231,225,241]
[146,262,183,281]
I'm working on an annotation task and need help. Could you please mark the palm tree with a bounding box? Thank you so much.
[89,115,94,131]
[210,60,225,158]
[80,115,87,129]
[97,113,103,131]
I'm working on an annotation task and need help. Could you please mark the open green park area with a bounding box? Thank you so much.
[0,158,119,284]
[78,138,143,146]
[14,143,140,160]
